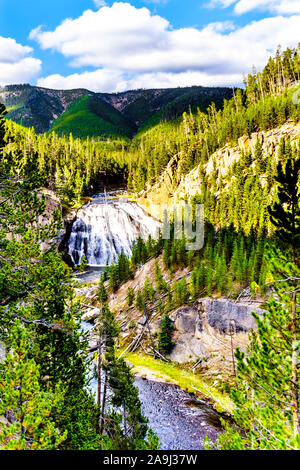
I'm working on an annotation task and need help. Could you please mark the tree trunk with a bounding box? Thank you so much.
[97,339,102,407]
[291,291,300,437]
[100,373,108,434]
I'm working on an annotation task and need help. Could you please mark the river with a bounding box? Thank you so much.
[75,193,223,450]
[82,321,222,450]
[135,377,222,450]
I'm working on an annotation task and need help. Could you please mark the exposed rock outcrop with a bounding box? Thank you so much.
[168,299,264,377]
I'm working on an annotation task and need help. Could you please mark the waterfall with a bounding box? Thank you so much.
[68,192,160,266]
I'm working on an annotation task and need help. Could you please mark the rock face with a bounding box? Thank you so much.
[169,299,264,370]
[138,121,300,220]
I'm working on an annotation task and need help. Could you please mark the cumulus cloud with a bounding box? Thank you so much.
[37,69,244,93]
[93,0,107,7]
[0,36,41,86]
[235,0,300,14]
[37,69,126,92]
[208,0,300,14]
[30,3,169,70]
[31,2,300,92]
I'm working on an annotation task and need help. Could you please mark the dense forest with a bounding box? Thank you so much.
[0,45,299,450]
[2,46,300,208]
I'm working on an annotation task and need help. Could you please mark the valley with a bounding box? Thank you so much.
[0,44,299,451]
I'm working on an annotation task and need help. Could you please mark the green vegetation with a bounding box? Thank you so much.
[0,111,158,450]
[96,284,159,449]
[50,94,136,140]
[205,153,300,450]
[126,352,234,414]
[127,287,135,306]
[158,314,174,355]
[0,45,300,450]
[6,103,23,114]
[0,321,66,450]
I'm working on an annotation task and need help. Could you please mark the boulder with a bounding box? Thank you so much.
[81,307,100,322]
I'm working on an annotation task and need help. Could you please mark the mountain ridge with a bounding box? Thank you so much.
[0,83,234,138]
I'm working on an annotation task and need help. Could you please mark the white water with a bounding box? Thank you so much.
[68,193,160,266]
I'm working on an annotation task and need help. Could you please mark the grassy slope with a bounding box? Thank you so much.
[126,352,234,414]
[50,95,136,139]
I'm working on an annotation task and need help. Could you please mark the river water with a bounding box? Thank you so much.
[83,321,222,450]
[135,377,222,450]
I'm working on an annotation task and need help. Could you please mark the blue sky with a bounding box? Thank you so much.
[0,0,299,91]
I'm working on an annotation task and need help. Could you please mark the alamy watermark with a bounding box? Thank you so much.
[0,340,5,363]
[293,340,300,367]
[152,203,205,251]
[291,81,300,105]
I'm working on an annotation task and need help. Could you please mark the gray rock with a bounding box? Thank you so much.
[202,298,261,333]
[169,298,264,364]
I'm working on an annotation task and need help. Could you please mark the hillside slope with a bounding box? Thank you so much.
[50,94,137,139]
[138,120,300,221]
[0,84,87,133]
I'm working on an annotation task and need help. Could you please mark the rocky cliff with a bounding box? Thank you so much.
[169,299,264,380]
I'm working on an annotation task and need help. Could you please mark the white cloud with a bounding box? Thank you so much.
[208,0,300,14]
[37,69,243,93]
[207,0,236,8]
[30,3,169,71]
[31,2,300,92]
[235,0,300,14]
[0,36,41,86]
[37,69,126,92]
[93,0,107,7]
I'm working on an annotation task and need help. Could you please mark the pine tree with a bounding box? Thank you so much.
[127,287,135,306]
[268,151,300,263]
[158,314,174,355]
[98,305,158,450]
[143,276,155,302]
[0,143,101,450]
[0,103,6,150]
[206,289,300,450]
[135,290,145,312]
[154,261,167,292]
[98,275,108,304]
[0,321,66,450]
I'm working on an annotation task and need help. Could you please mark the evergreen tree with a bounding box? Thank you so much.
[0,103,6,150]
[0,321,66,450]
[158,314,174,355]
[98,275,108,304]
[143,276,155,302]
[206,289,300,450]
[127,287,135,306]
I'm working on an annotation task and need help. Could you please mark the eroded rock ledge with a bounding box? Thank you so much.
[169,298,264,371]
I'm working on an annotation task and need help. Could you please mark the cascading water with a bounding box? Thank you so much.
[68,192,160,266]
